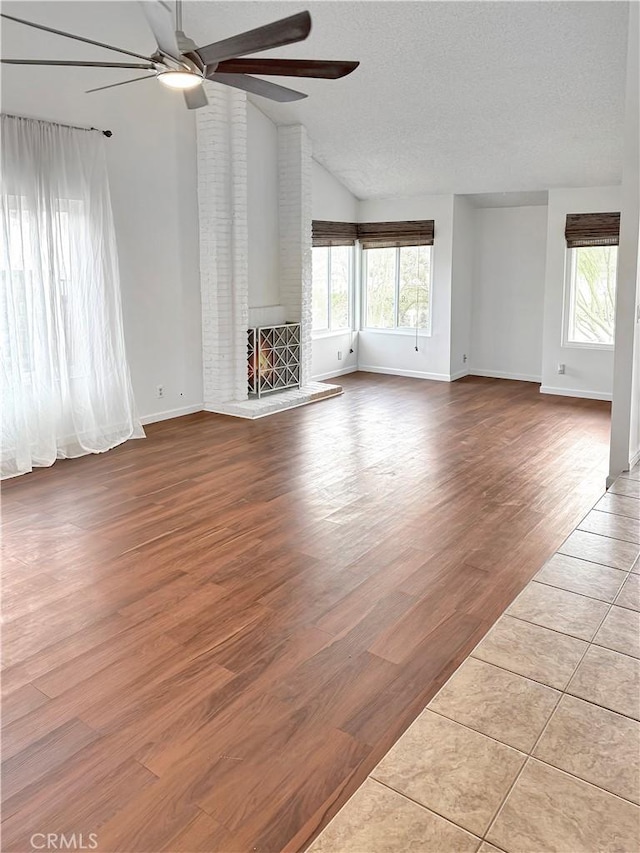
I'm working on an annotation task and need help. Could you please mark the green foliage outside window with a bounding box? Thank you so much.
[568,246,617,345]
[365,245,431,330]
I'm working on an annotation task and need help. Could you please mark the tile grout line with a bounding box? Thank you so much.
[534,576,628,605]
[313,468,639,851]
[481,469,640,842]
[425,702,640,809]
[479,691,566,843]
[447,547,637,708]
[593,507,640,520]
[504,603,637,647]
[368,775,485,847]
[562,489,640,546]
[575,524,640,546]
[482,517,638,845]
[467,651,640,724]
[486,754,640,849]
[556,547,638,572]
[426,538,634,713]
[372,558,638,845]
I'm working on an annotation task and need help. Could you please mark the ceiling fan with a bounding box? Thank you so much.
[0,1,359,109]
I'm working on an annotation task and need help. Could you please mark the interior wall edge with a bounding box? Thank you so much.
[357,365,452,382]
[470,369,542,384]
[540,386,613,402]
[311,366,359,382]
[450,369,470,381]
[139,404,204,426]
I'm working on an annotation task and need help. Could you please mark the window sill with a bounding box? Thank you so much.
[312,329,355,340]
[561,341,614,352]
[361,328,432,338]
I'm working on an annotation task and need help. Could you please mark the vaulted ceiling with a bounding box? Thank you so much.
[185,0,629,199]
[2,1,629,200]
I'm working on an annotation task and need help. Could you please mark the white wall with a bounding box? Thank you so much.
[631,265,640,468]
[247,103,280,308]
[312,159,359,222]
[1,1,203,422]
[312,161,623,399]
[311,160,359,380]
[610,0,640,477]
[626,1,640,470]
[541,186,621,400]
[471,205,548,382]
[357,195,455,380]
[450,195,475,378]
[312,331,359,382]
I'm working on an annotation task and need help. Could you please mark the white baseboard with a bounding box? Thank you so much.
[140,404,203,425]
[311,366,358,382]
[450,369,470,381]
[540,386,612,402]
[357,364,451,382]
[470,368,542,383]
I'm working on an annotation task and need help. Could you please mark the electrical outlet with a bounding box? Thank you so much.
[557,363,565,375]
[337,351,342,360]
[156,384,164,398]
[462,353,468,363]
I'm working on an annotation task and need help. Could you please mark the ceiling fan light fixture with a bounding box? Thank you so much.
[156,69,201,89]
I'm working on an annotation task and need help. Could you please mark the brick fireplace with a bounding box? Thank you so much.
[195,81,340,419]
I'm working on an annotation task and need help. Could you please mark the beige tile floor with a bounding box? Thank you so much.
[308,465,640,853]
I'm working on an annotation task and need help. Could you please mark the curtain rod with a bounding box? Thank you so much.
[2,113,112,137]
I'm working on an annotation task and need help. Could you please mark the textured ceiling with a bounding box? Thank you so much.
[1,1,629,200]
[184,0,629,199]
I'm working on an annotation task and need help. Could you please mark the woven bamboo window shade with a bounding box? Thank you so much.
[311,220,359,247]
[357,220,435,249]
[565,212,621,247]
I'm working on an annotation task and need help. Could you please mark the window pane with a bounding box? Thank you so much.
[312,246,329,331]
[568,246,617,345]
[398,246,431,329]
[330,245,350,330]
[365,247,396,329]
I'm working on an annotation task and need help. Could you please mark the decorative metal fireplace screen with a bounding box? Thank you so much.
[247,323,301,398]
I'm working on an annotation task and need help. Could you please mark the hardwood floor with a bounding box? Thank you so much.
[1,374,611,852]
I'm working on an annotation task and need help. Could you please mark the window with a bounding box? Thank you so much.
[564,245,618,347]
[363,245,432,331]
[1,113,142,479]
[312,245,352,332]
[2,196,77,375]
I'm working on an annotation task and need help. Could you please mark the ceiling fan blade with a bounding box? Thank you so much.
[2,59,156,69]
[215,58,359,79]
[0,12,154,62]
[183,84,208,110]
[195,11,311,67]
[208,73,307,103]
[139,1,181,60]
[86,75,157,94]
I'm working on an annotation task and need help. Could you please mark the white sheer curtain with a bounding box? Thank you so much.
[1,115,144,479]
